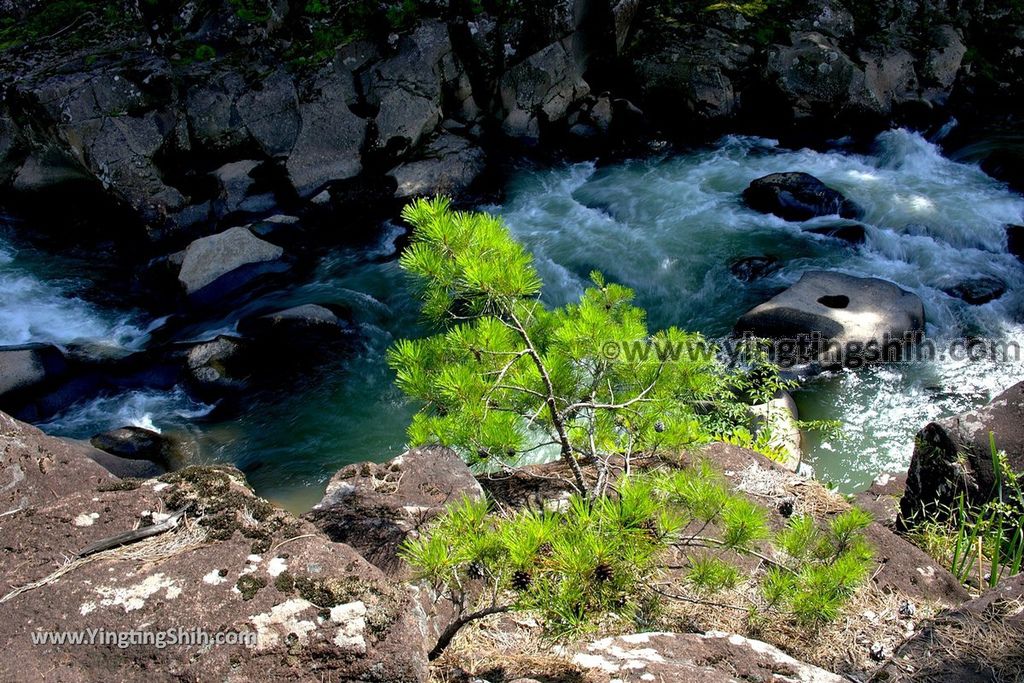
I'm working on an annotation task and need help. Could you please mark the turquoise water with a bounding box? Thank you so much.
[7,129,1024,509]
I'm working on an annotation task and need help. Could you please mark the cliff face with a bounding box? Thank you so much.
[0,0,1019,247]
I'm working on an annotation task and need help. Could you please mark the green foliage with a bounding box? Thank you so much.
[193,43,216,61]
[389,197,790,492]
[909,435,1024,589]
[402,481,669,640]
[286,0,424,70]
[0,1,124,52]
[762,508,873,624]
[405,464,874,654]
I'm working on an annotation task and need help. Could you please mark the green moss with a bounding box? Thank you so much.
[160,466,281,542]
[274,571,296,594]
[236,574,267,601]
[96,479,142,492]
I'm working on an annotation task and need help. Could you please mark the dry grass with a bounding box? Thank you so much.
[430,612,586,683]
[875,599,1024,682]
[652,572,941,676]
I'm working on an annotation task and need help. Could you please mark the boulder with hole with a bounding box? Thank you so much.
[734,271,925,367]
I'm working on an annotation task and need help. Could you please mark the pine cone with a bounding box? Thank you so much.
[511,570,532,591]
[593,562,614,583]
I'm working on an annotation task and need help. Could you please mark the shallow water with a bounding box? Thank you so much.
[5,128,1024,508]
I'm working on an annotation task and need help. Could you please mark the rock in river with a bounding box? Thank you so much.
[735,271,925,366]
[743,172,864,221]
[177,227,288,304]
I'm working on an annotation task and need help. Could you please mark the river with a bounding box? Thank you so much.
[3,127,1022,511]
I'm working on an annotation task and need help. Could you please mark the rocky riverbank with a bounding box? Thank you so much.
[2,397,1021,681]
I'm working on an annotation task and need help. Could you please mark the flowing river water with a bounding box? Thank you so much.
[3,128,1023,511]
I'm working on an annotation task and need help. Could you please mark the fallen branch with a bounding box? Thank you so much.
[76,506,191,558]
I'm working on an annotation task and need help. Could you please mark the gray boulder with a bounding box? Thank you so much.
[899,381,1024,524]
[921,25,967,95]
[363,21,456,155]
[767,32,880,120]
[177,226,287,302]
[286,62,367,198]
[500,38,590,139]
[744,172,864,221]
[237,69,301,158]
[387,133,486,199]
[211,160,264,215]
[734,271,925,366]
[0,344,68,406]
[631,27,752,122]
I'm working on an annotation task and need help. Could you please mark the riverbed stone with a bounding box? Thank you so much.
[734,271,925,366]
[90,426,187,469]
[807,222,867,245]
[730,256,781,282]
[0,344,68,407]
[941,276,1006,305]
[744,172,864,221]
[238,304,351,340]
[177,226,287,302]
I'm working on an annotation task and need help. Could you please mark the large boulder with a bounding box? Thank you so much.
[743,172,864,221]
[735,271,925,367]
[386,133,487,199]
[899,381,1024,524]
[573,631,846,682]
[766,32,880,121]
[630,26,752,123]
[500,38,590,139]
[177,226,288,303]
[363,21,456,156]
[0,410,430,682]
[307,447,483,576]
[286,61,367,198]
[0,344,68,408]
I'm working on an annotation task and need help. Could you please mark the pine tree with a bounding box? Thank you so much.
[389,197,783,496]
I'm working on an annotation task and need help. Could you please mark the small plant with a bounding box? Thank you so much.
[403,464,873,657]
[389,197,791,497]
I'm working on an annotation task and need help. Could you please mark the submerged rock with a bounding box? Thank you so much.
[899,381,1024,524]
[941,276,1006,305]
[730,256,781,282]
[90,426,189,470]
[238,304,351,340]
[744,172,864,222]
[734,271,925,367]
[177,227,288,303]
[807,222,867,245]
